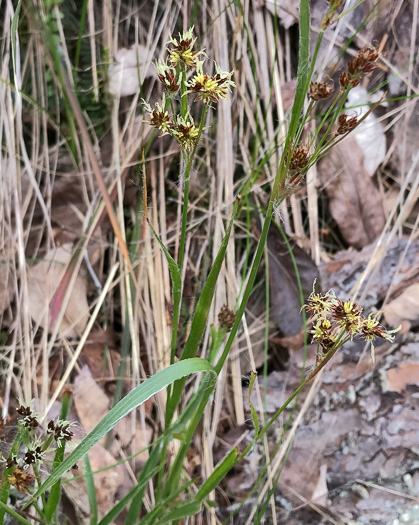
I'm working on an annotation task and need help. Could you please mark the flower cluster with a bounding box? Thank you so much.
[336,113,358,135]
[47,419,74,447]
[309,81,334,101]
[188,61,235,105]
[218,305,237,331]
[286,144,311,172]
[17,404,39,430]
[5,401,77,494]
[143,26,234,153]
[340,45,379,89]
[303,283,399,363]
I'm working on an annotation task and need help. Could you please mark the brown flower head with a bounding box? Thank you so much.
[167,27,204,68]
[8,466,35,494]
[309,81,334,101]
[286,144,311,171]
[359,312,400,362]
[142,100,173,136]
[172,114,199,152]
[336,113,358,135]
[340,45,379,89]
[47,419,74,446]
[218,305,237,331]
[188,61,235,105]
[331,298,363,335]
[303,283,337,317]
[155,60,180,95]
[17,404,38,430]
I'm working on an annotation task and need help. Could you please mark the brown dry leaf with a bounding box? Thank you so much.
[73,366,109,437]
[79,343,121,381]
[383,283,419,329]
[319,136,386,249]
[268,225,318,337]
[311,463,328,506]
[27,244,89,337]
[386,364,419,393]
[111,415,153,471]
[62,443,123,521]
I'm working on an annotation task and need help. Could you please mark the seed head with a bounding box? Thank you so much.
[340,45,379,89]
[286,145,311,171]
[309,81,334,101]
[8,466,36,494]
[336,113,358,135]
[218,305,237,331]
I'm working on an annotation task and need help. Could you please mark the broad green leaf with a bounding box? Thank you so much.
[30,359,216,500]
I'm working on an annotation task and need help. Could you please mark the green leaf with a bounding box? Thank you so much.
[196,447,238,501]
[286,0,310,148]
[30,359,216,501]
[0,501,31,525]
[167,197,241,421]
[160,501,201,523]
[84,454,97,525]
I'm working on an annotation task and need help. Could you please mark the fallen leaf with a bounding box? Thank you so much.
[386,364,419,393]
[311,464,328,506]
[108,44,155,97]
[347,87,386,176]
[112,414,153,471]
[27,244,90,337]
[62,443,123,520]
[383,283,419,329]
[319,136,386,249]
[73,366,109,436]
[268,225,318,337]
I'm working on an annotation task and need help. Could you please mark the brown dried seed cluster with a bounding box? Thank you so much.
[336,113,358,135]
[218,305,237,331]
[340,46,379,89]
[287,145,310,171]
[7,466,36,494]
[309,81,334,101]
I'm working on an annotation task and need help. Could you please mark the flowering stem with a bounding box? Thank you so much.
[170,105,209,365]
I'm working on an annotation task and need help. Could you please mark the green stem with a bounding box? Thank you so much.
[170,105,209,365]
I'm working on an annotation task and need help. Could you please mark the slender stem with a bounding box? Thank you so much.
[170,105,209,365]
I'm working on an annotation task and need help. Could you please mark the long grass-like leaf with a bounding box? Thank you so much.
[28,359,216,501]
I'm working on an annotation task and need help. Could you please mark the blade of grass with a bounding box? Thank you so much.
[27,359,216,502]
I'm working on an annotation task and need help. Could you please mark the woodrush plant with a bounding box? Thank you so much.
[0,2,400,524]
